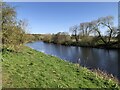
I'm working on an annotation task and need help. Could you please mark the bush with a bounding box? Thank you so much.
[2,3,28,51]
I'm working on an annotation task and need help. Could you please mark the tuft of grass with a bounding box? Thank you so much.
[2,46,120,88]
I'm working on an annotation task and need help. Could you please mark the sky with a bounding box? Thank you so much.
[8,2,118,34]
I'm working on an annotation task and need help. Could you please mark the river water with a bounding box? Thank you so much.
[26,41,120,80]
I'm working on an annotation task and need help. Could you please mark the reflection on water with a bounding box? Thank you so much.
[26,41,119,80]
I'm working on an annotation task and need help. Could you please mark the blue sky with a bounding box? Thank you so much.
[8,2,118,34]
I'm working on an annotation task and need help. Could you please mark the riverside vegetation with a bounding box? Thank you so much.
[2,46,120,88]
[40,16,120,49]
[1,2,120,88]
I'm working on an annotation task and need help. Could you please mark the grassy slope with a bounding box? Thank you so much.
[2,46,120,88]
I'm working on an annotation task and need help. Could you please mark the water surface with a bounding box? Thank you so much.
[26,41,120,80]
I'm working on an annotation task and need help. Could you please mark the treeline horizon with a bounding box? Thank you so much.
[1,2,120,51]
[29,16,120,49]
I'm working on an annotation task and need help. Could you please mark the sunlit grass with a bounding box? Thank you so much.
[2,46,120,88]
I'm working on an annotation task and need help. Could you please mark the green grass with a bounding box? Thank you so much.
[2,46,120,88]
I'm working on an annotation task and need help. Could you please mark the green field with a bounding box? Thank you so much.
[2,46,120,88]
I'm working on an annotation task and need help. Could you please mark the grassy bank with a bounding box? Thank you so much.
[2,46,120,88]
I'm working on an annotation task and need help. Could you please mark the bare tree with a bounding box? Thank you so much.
[69,25,79,42]
[89,20,108,44]
[98,16,114,44]
[80,22,93,36]
[88,16,118,46]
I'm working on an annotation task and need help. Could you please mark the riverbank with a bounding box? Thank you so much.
[43,40,120,50]
[2,46,120,88]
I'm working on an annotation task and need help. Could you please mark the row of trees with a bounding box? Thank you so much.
[70,16,119,45]
[42,16,120,48]
[2,2,119,50]
[43,32,71,45]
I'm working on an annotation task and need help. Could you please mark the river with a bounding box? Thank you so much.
[26,41,120,80]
